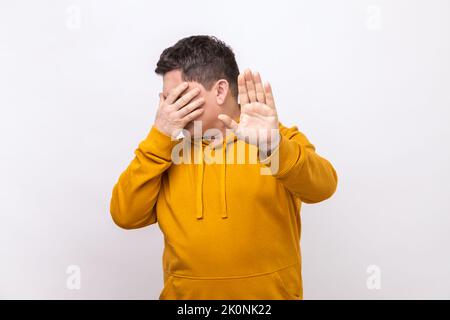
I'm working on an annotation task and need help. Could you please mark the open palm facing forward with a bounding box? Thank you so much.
[218,69,280,152]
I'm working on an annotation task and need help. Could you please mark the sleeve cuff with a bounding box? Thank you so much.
[138,126,181,161]
[259,134,306,177]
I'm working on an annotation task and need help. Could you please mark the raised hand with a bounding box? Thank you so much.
[154,82,205,137]
[218,69,280,152]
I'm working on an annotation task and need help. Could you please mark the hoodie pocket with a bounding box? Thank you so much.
[159,263,302,300]
[271,263,302,300]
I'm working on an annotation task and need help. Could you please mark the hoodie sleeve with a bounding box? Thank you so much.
[260,123,338,203]
[110,126,179,229]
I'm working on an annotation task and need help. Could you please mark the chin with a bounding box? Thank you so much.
[184,118,217,139]
[183,122,202,138]
[184,123,194,135]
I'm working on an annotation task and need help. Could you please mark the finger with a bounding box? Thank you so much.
[237,73,249,105]
[174,87,201,110]
[218,114,239,131]
[176,97,205,118]
[158,92,165,106]
[181,108,204,124]
[252,71,266,103]
[264,82,276,109]
[165,82,189,104]
[245,69,257,103]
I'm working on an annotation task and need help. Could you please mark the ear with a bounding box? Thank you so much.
[215,79,229,106]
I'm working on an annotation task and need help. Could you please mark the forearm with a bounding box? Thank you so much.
[110,126,178,229]
[260,124,338,203]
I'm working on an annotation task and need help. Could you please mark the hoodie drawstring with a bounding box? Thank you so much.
[196,141,204,219]
[220,141,228,219]
[195,136,231,220]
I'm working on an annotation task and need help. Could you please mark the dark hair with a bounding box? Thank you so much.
[155,35,239,99]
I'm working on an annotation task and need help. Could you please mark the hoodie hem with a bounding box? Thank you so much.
[160,261,302,300]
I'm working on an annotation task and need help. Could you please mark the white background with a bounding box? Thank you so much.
[1,0,449,299]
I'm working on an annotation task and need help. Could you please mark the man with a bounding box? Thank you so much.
[110,35,337,300]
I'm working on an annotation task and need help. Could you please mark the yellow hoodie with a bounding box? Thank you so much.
[110,122,337,300]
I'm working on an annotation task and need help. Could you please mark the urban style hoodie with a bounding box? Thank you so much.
[110,122,338,300]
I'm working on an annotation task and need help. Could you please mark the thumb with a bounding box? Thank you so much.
[218,114,238,131]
